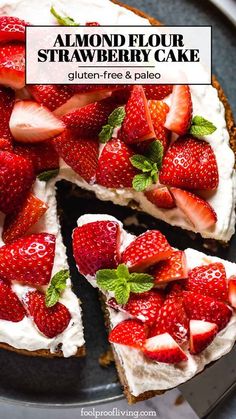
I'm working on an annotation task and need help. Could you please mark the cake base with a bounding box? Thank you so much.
[0,341,85,358]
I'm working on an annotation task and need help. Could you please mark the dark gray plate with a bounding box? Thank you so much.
[0,0,235,409]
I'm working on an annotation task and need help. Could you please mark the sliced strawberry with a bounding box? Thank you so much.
[0,43,25,89]
[119,85,155,144]
[10,100,65,143]
[228,276,236,308]
[149,100,170,152]
[185,263,228,301]
[28,85,74,113]
[121,230,173,272]
[0,16,26,43]
[0,85,15,145]
[96,138,137,188]
[183,291,232,331]
[73,220,121,276]
[153,250,187,284]
[25,290,71,338]
[122,290,164,326]
[143,333,187,363]
[108,319,147,349]
[164,85,192,135]
[145,186,175,209]
[14,140,59,174]
[53,129,98,183]
[3,193,48,244]
[144,85,173,100]
[170,188,217,231]
[149,294,189,343]
[0,150,35,214]
[159,135,219,190]
[189,320,218,355]
[0,278,25,322]
[0,233,56,286]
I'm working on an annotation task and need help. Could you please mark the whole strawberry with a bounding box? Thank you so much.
[0,278,25,322]
[109,319,147,349]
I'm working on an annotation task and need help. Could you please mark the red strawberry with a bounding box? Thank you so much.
[149,100,170,152]
[108,319,147,349]
[28,85,74,113]
[145,186,175,209]
[122,290,164,326]
[96,138,137,188]
[10,100,65,143]
[228,276,236,308]
[14,140,59,174]
[121,230,173,272]
[111,86,131,104]
[0,16,26,43]
[159,136,219,190]
[0,137,12,150]
[3,193,48,244]
[185,263,228,301]
[0,150,35,214]
[144,85,173,100]
[149,294,189,343]
[0,233,56,286]
[0,86,15,145]
[53,129,98,183]
[170,188,217,231]
[119,85,155,144]
[73,220,121,276]
[153,250,187,284]
[0,43,25,89]
[183,291,232,331]
[86,21,100,26]
[143,333,187,363]
[0,278,25,322]
[25,290,71,338]
[164,85,192,135]
[189,320,218,355]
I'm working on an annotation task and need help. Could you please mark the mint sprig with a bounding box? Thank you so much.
[130,140,163,192]
[50,6,79,26]
[99,106,126,143]
[189,116,217,137]
[37,169,59,182]
[96,264,154,305]
[45,269,70,307]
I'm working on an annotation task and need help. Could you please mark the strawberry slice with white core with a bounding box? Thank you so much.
[153,250,187,284]
[10,101,65,143]
[164,85,192,135]
[145,186,175,209]
[0,43,25,90]
[143,333,187,363]
[189,320,218,355]
[170,188,217,230]
[108,319,147,349]
[228,276,236,308]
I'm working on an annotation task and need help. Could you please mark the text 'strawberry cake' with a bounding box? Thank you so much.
[73,214,236,403]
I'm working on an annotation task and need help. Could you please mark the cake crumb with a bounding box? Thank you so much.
[174,394,185,406]
[99,347,114,368]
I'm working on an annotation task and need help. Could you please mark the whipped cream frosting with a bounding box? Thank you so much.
[77,213,236,396]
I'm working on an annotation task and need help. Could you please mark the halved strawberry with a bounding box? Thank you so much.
[0,150,35,214]
[3,193,48,244]
[119,85,155,143]
[153,250,187,284]
[53,129,98,183]
[185,263,228,301]
[121,230,173,272]
[164,85,192,135]
[183,291,232,331]
[122,290,164,326]
[170,188,217,231]
[0,86,15,145]
[73,220,121,276]
[0,43,25,89]
[0,233,56,286]
[108,319,147,349]
[145,186,175,209]
[228,276,236,308]
[149,100,170,152]
[144,85,173,100]
[25,290,71,338]
[0,16,26,43]
[189,320,218,355]
[0,278,26,322]
[10,100,65,142]
[159,136,219,190]
[14,140,59,174]
[28,84,74,113]
[96,138,137,188]
[143,333,187,363]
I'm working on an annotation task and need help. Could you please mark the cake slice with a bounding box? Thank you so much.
[72,214,236,403]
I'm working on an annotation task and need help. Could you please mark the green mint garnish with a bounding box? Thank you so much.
[130,140,163,192]
[99,106,126,143]
[37,169,59,182]
[96,264,154,305]
[45,269,70,307]
[189,116,217,137]
[50,6,79,26]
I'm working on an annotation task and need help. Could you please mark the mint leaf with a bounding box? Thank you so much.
[115,282,130,304]
[128,273,154,293]
[96,269,118,291]
[108,107,125,127]
[147,140,164,170]
[130,155,148,170]
[189,116,217,136]
[38,169,59,182]
[98,124,113,144]
[50,6,79,26]
[132,173,153,192]
[45,269,69,307]
[116,264,129,279]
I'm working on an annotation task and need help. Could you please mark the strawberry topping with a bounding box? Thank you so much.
[0,278,25,322]
[109,319,147,349]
